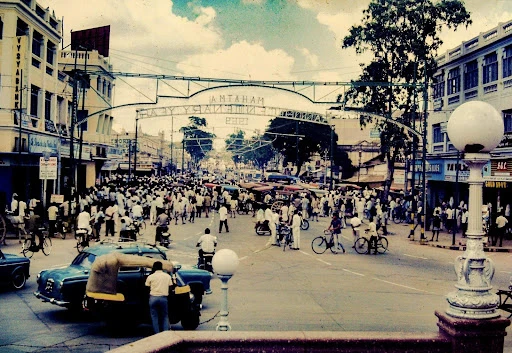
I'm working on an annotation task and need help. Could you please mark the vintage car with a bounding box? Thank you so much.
[0,249,30,290]
[34,241,211,313]
[84,252,201,330]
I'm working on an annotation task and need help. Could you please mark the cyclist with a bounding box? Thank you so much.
[326,212,345,254]
[365,217,378,255]
[76,206,93,238]
[349,212,363,247]
[26,207,43,246]
[154,211,170,245]
[196,228,217,268]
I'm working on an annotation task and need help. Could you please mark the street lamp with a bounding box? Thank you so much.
[445,101,503,319]
[212,249,239,331]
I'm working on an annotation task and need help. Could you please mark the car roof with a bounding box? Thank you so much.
[85,242,166,257]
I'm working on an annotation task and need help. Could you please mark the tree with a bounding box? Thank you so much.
[180,116,215,168]
[342,0,471,200]
[245,134,275,171]
[225,130,246,165]
[266,116,338,176]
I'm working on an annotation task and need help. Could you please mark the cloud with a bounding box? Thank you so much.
[241,0,265,4]
[176,40,296,80]
[297,47,319,68]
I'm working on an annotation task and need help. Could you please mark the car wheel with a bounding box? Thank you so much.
[11,268,26,289]
[181,313,200,330]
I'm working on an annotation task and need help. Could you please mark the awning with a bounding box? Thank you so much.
[253,186,275,192]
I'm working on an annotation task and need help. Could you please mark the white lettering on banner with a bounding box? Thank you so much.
[415,163,442,173]
[137,104,329,124]
[497,161,507,171]
[226,117,248,125]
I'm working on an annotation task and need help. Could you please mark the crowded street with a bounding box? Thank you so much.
[1,188,510,352]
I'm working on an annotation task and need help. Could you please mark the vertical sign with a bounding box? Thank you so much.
[39,157,58,180]
[12,36,27,111]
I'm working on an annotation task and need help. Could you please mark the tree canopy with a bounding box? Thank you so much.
[225,130,275,170]
[342,0,471,199]
[180,116,216,167]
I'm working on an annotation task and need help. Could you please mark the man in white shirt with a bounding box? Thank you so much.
[131,202,144,222]
[196,228,217,260]
[218,204,229,233]
[145,261,174,333]
[77,206,92,236]
[47,203,59,238]
[350,213,362,247]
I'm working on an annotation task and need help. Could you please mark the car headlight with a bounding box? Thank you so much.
[36,272,41,283]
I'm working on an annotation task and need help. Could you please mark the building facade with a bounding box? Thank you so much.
[0,0,66,208]
[426,19,512,212]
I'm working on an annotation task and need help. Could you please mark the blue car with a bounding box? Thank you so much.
[34,241,212,312]
[0,249,30,290]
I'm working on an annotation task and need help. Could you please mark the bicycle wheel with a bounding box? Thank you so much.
[392,214,403,224]
[22,238,34,258]
[138,221,146,236]
[0,215,6,244]
[300,219,309,231]
[354,237,369,254]
[42,237,52,256]
[311,236,327,254]
[376,236,388,254]
[330,238,345,254]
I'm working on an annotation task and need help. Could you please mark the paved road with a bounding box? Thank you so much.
[0,213,510,352]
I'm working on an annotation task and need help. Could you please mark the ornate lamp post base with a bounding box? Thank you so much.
[216,274,233,331]
[445,153,499,320]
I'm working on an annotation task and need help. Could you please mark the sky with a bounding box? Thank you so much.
[39,0,512,146]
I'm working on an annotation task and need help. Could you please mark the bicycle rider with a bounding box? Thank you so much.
[366,216,378,255]
[326,212,345,254]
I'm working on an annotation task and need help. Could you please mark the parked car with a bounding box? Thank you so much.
[34,241,212,312]
[84,252,201,330]
[0,249,30,290]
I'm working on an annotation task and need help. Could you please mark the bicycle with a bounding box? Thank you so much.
[75,228,90,253]
[354,230,388,254]
[22,227,52,258]
[281,226,294,252]
[311,230,345,254]
[132,219,146,237]
[300,218,309,231]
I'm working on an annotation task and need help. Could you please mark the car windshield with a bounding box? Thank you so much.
[71,252,96,268]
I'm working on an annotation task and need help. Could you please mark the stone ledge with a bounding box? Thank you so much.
[109,331,450,353]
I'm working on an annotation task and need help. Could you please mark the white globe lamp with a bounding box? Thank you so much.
[212,249,239,331]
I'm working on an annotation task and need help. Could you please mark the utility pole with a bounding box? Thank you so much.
[330,125,334,190]
[134,116,138,177]
[77,48,88,194]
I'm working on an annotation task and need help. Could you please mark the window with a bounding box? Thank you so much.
[44,92,52,120]
[96,76,102,91]
[464,60,478,90]
[504,46,512,79]
[30,85,40,117]
[46,41,56,66]
[483,52,498,84]
[107,82,112,98]
[16,18,29,36]
[433,73,445,99]
[432,124,443,143]
[447,67,460,95]
[96,114,104,133]
[0,17,3,40]
[32,30,43,58]
[102,80,107,95]
[505,112,512,134]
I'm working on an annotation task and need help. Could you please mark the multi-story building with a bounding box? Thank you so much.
[426,19,512,211]
[58,48,115,189]
[0,0,67,208]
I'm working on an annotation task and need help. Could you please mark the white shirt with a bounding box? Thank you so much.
[145,270,173,297]
[132,204,143,218]
[219,206,228,221]
[77,211,91,229]
[197,234,217,253]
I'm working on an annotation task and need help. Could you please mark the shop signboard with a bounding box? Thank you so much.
[29,134,59,154]
[39,157,57,180]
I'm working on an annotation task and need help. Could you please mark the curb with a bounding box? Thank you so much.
[416,241,512,253]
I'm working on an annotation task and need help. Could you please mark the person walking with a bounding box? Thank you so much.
[145,261,174,334]
[494,213,508,247]
[47,202,59,238]
[104,202,116,237]
[291,210,301,250]
[218,203,229,233]
[431,211,441,242]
